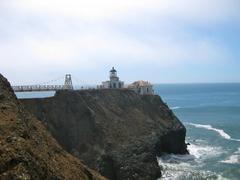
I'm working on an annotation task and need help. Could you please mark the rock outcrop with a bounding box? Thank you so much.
[0,74,105,180]
[21,89,188,180]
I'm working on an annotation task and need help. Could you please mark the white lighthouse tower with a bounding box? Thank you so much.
[110,67,118,80]
[101,67,124,89]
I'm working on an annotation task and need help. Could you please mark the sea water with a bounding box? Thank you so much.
[16,84,240,179]
[16,91,55,99]
[155,83,240,180]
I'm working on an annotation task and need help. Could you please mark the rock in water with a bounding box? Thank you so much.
[0,74,105,180]
[22,89,188,180]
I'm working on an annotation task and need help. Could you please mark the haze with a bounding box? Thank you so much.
[0,0,240,85]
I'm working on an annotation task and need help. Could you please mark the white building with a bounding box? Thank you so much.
[128,80,154,95]
[100,67,124,89]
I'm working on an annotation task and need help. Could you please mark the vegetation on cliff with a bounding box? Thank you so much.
[0,74,105,180]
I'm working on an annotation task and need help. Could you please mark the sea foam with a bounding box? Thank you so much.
[158,139,226,180]
[170,106,180,110]
[221,155,240,164]
[158,152,224,180]
[187,123,231,139]
[170,106,181,110]
[188,142,222,159]
[220,148,240,164]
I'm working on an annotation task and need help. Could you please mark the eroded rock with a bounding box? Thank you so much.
[22,89,188,179]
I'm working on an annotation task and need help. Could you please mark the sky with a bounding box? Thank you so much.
[0,0,240,85]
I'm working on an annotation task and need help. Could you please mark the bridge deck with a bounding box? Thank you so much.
[12,85,72,92]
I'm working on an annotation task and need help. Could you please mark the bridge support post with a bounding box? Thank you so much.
[64,74,73,90]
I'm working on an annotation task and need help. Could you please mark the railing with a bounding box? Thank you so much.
[12,85,71,92]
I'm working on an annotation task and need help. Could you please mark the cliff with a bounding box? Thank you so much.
[21,89,188,180]
[0,74,105,180]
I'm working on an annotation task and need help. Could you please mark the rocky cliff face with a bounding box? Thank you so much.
[0,74,105,180]
[21,89,188,180]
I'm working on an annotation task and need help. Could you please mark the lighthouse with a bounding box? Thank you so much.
[110,67,118,80]
[101,67,124,89]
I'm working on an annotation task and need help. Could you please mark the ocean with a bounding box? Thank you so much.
[15,83,240,179]
[155,83,240,180]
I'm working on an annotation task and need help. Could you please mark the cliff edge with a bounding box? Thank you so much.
[22,89,188,180]
[0,74,105,180]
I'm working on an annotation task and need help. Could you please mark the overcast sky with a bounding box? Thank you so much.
[0,0,240,85]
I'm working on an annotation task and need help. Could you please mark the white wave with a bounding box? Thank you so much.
[220,148,240,164]
[157,153,226,180]
[170,106,181,110]
[187,123,234,140]
[157,140,229,180]
[221,155,240,164]
[188,143,223,159]
[187,123,240,142]
[231,138,240,142]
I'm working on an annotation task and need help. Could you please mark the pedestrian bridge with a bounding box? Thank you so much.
[12,74,74,92]
[12,85,70,92]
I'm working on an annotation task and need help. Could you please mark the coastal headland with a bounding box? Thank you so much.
[21,89,188,179]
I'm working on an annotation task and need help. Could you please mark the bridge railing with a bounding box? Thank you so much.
[12,85,67,92]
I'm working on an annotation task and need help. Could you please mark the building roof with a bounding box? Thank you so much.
[128,80,152,88]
